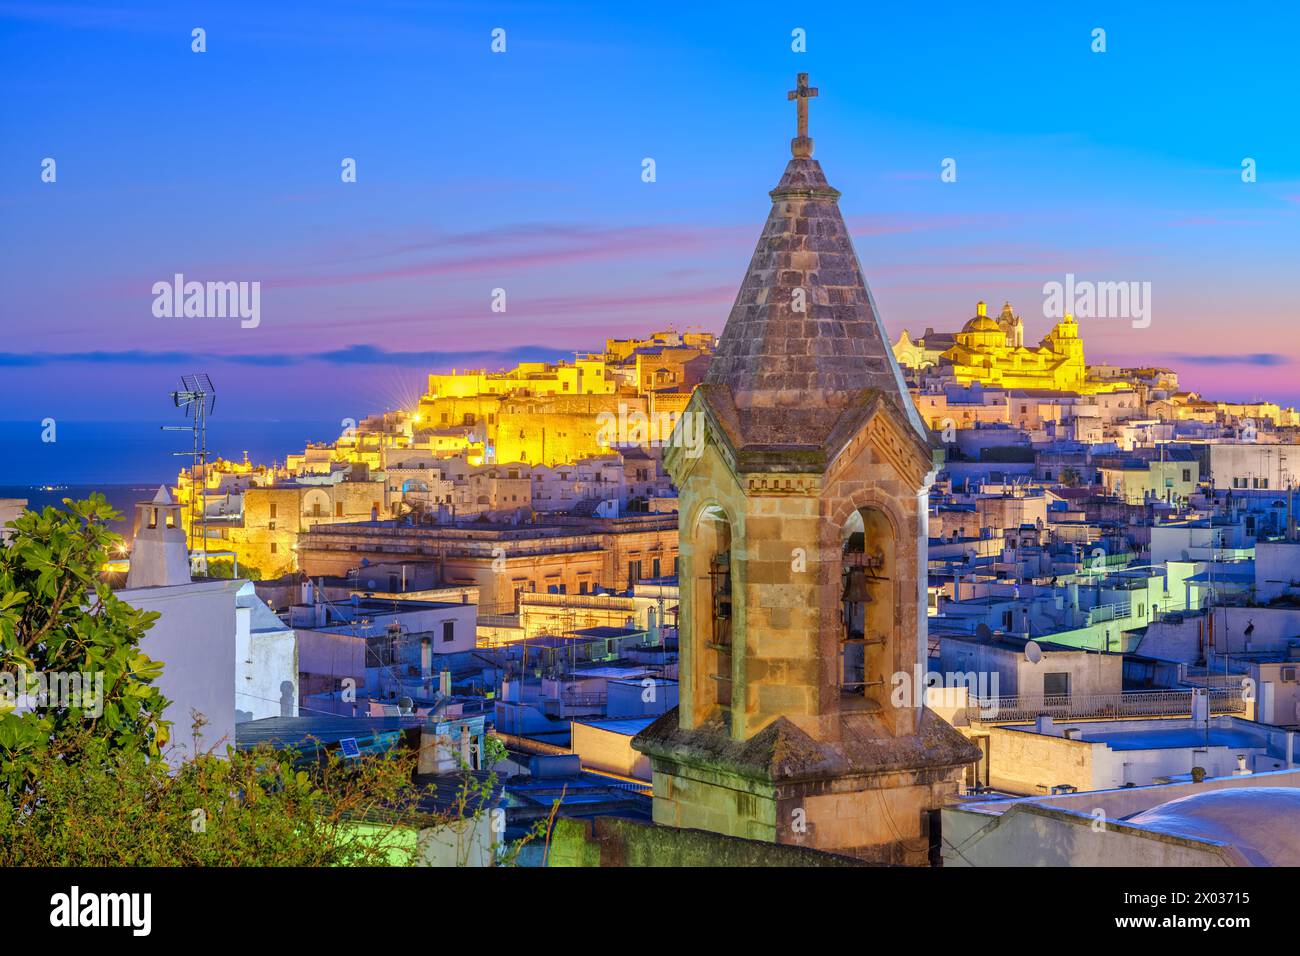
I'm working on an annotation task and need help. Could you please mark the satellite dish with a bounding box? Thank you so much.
[397,696,414,715]
[1025,640,1043,664]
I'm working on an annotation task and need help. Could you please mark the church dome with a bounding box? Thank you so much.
[1126,787,1300,865]
[961,315,1001,334]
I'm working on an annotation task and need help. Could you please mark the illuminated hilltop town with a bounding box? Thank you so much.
[28,76,1300,868]
[171,329,713,583]
[167,311,1300,590]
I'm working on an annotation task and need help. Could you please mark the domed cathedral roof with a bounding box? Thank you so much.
[699,75,928,457]
[961,315,1001,334]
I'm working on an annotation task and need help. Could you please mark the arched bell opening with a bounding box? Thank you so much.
[692,504,734,731]
[840,506,895,711]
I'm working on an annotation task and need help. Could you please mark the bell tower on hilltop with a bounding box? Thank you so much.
[633,75,978,865]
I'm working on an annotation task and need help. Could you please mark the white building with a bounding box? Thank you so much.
[977,712,1294,795]
[118,489,297,760]
[235,581,298,723]
[1207,442,1300,491]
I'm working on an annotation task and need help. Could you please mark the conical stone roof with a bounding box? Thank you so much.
[701,102,927,452]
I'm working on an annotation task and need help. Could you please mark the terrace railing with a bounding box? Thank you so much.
[964,688,1247,724]
[1086,601,1132,625]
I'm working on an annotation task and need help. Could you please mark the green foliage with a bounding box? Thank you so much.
[203,558,261,581]
[0,729,426,865]
[0,724,552,866]
[0,495,171,793]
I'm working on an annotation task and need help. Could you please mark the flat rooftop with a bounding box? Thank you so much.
[571,716,657,737]
[1005,718,1270,752]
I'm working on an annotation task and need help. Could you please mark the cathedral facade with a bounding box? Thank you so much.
[894,300,1126,394]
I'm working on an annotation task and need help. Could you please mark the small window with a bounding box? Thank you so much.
[442,621,455,643]
[1043,672,1070,699]
[269,503,277,519]
[270,542,278,554]
[335,502,343,517]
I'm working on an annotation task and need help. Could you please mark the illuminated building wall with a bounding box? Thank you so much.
[298,515,679,613]
[495,394,641,466]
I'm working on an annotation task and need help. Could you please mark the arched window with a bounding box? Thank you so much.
[692,505,734,730]
[841,507,895,708]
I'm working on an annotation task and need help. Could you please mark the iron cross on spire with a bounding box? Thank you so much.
[787,73,818,157]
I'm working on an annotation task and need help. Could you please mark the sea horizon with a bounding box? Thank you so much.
[0,419,342,486]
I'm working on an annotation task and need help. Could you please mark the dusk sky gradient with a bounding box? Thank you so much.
[3,1,1299,447]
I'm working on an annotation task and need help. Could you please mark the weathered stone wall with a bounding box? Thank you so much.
[650,766,779,843]
[547,816,867,867]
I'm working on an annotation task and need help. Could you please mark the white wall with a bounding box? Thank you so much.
[571,721,651,780]
[121,579,241,761]
[1209,443,1300,490]
[1255,540,1300,601]
[234,582,298,723]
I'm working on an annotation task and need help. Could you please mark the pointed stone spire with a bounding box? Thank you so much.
[702,75,926,449]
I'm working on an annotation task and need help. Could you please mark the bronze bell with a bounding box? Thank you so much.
[842,568,874,604]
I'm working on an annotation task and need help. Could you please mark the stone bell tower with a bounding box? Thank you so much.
[632,74,978,865]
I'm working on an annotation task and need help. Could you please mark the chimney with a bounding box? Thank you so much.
[125,487,192,589]
[459,724,473,767]
[420,636,433,680]
[1191,687,1210,725]
[1035,715,1055,736]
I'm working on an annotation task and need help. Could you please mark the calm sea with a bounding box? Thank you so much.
[0,419,339,485]
[0,418,338,541]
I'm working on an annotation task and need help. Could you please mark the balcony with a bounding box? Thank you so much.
[1086,601,1131,625]
[964,688,1247,724]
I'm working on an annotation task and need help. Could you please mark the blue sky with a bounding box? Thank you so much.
[1,0,1298,440]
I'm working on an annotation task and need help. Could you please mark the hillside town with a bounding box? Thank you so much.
[12,283,1291,867]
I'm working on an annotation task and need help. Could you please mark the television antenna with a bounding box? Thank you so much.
[162,373,216,558]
